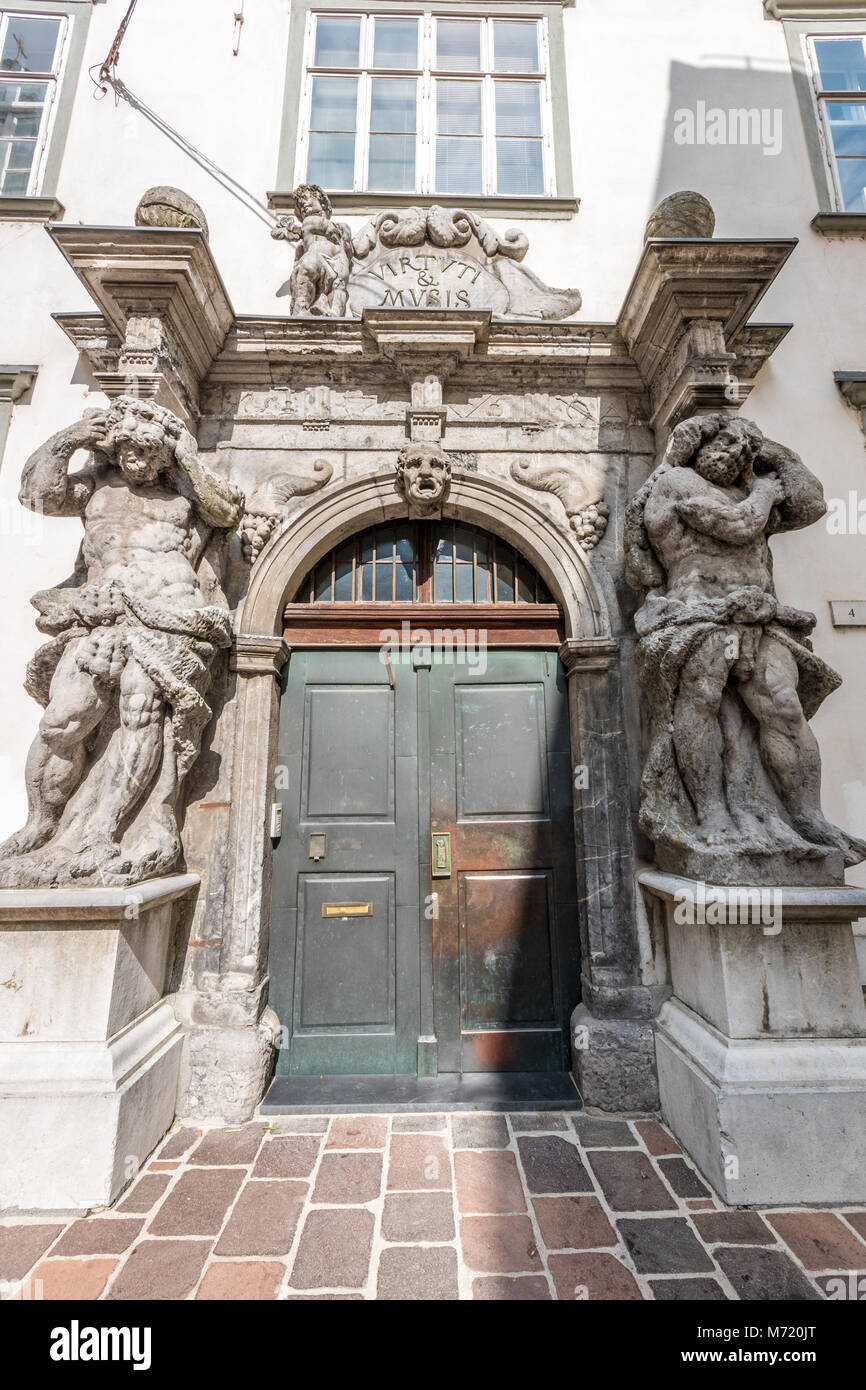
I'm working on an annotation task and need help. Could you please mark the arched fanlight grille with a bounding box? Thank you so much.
[298,521,552,605]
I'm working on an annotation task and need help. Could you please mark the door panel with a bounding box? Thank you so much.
[271,651,420,1075]
[431,651,578,1073]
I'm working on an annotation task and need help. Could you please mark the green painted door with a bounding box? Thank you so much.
[429,650,578,1072]
[270,647,578,1076]
[270,650,421,1075]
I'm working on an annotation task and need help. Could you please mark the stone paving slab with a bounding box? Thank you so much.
[2,1110,866,1301]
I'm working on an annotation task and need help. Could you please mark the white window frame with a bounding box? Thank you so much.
[805,31,866,214]
[0,8,68,196]
[295,10,555,198]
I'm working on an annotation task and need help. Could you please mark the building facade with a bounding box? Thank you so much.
[1,0,865,1212]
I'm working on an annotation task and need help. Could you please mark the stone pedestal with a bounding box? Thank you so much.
[641,871,866,1205]
[0,874,198,1213]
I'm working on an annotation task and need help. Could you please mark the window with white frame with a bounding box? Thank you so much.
[807,33,866,213]
[0,9,66,196]
[298,11,554,197]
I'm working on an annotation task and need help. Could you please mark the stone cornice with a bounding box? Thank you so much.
[0,366,38,404]
[765,1,866,17]
[47,225,235,422]
[232,635,291,678]
[558,637,619,675]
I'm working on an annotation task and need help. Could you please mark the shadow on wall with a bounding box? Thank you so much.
[651,60,816,235]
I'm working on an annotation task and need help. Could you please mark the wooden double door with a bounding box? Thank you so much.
[269,644,579,1078]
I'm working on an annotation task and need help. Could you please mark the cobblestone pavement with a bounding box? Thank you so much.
[2,1111,866,1300]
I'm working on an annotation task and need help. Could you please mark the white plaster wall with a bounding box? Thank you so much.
[0,0,864,902]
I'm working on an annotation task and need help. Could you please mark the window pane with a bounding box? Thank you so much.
[837,156,866,211]
[394,557,414,599]
[455,564,474,601]
[454,524,474,561]
[827,100,866,156]
[496,82,542,137]
[436,19,481,72]
[0,106,40,139]
[370,77,416,132]
[373,18,418,69]
[0,140,30,193]
[497,138,544,195]
[333,542,354,600]
[359,561,373,599]
[313,562,332,601]
[496,555,515,602]
[375,527,393,560]
[375,564,393,601]
[436,136,482,193]
[307,131,355,187]
[814,38,866,92]
[437,80,482,134]
[313,15,361,67]
[310,75,357,130]
[434,529,453,560]
[516,559,534,604]
[493,21,540,73]
[435,562,454,601]
[1,17,61,73]
[369,134,415,191]
[475,557,491,602]
[395,527,415,563]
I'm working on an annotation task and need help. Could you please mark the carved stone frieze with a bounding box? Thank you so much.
[239,459,334,564]
[510,458,609,549]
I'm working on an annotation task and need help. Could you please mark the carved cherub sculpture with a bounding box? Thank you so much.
[271,184,355,318]
[624,411,866,880]
[0,396,244,887]
[395,441,452,519]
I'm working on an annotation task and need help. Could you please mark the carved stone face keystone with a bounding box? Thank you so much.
[395,442,452,518]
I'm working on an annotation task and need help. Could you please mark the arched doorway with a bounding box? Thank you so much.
[265,518,580,1098]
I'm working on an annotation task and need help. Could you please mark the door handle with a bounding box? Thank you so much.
[431,832,451,878]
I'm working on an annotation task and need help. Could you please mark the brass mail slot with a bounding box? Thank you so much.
[322,902,374,918]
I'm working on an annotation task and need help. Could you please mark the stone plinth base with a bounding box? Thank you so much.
[0,874,198,1212]
[641,871,866,1205]
[570,1004,660,1112]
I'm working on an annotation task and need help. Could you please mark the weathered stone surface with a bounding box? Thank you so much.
[0,398,244,888]
[625,413,866,883]
[377,1245,459,1300]
[649,1276,727,1300]
[452,1114,510,1149]
[586,1151,676,1212]
[571,1007,660,1112]
[189,1124,266,1166]
[290,1209,375,1289]
[148,1168,243,1237]
[644,190,715,242]
[253,1136,321,1179]
[325,1116,388,1150]
[381,1192,455,1243]
[116,1174,171,1214]
[766,1212,866,1271]
[517,1136,592,1195]
[509,1113,569,1133]
[311,1153,383,1206]
[511,458,608,549]
[715,1246,821,1301]
[136,185,209,237]
[634,1120,681,1156]
[158,1127,201,1160]
[472,1275,551,1300]
[215,1179,306,1255]
[459,1215,541,1273]
[657,1158,711,1198]
[272,185,354,318]
[617,1217,715,1274]
[178,1014,279,1126]
[571,1116,637,1148]
[387,1134,452,1191]
[695,1212,778,1245]
[31,1258,119,1301]
[532,1196,617,1250]
[548,1252,643,1300]
[106,1240,211,1300]
[196,1261,284,1300]
[0,1225,63,1281]
[239,458,332,564]
[455,1151,526,1213]
[53,1218,143,1257]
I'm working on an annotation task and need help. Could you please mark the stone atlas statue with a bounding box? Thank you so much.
[0,396,245,887]
[625,411,866,882]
